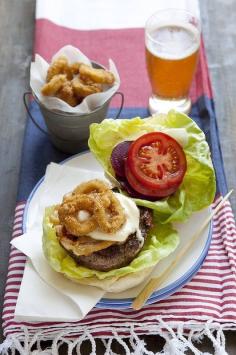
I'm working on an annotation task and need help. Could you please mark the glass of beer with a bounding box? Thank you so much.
[145,9,201,114]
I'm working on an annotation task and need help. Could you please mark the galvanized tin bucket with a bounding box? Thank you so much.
[24,91,124,154]
[24,61,124,154]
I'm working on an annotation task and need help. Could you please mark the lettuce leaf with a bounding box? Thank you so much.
[43,207,179,280]
[88,110,216,223]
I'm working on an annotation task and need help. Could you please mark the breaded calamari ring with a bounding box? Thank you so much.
[72,76,102,98]
[46,56,73,81]
[73,179,110,195]
[62,192,76,203]
[79,63,115,85]
[94,190,126,233]
[41,74,67,96]
[79,76,102,88]
[62,180,110,207]
[58,194,98,236]
[49,205,60,225]
[69,62,82,75]
[56,80,79,107]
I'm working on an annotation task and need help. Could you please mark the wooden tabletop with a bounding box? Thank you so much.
[0,0,236,352]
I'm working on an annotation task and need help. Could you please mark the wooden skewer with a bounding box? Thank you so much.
[104,171,122,189]
[132,190,233,310]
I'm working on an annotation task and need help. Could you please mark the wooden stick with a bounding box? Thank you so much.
[132,190,233,310]
[104,171,122,189]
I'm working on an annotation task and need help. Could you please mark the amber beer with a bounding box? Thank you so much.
[146,24,200,99]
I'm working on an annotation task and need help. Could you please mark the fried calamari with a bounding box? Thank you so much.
[53,180,127,257]
[94,190,126,234]
[79,64,115,84]
[73,179,110,195]
[41,55,115,107]
[58,195,98,236]
[72,77,102,98]
[46,56,73,82]
[57,180,126,236]
[41,74,67,96]
[56,80,79,107]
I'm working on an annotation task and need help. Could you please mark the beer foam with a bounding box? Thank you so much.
[145,22,200,60]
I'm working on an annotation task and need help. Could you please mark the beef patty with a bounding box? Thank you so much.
[60,207,153,272]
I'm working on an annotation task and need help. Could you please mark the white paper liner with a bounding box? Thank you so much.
[30,45,120,113]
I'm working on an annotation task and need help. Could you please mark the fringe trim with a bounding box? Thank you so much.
[0,318,231,355]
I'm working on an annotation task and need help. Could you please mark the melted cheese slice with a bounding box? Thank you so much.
[86,193,141,243]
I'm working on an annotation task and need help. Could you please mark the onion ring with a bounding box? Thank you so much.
[58,180,126,236]
[94,191,126,233]
[58,195,98,236]
[62,180,110,204]
[49,205,60,225]
[73,179,110,195]
[97,191,111,209]
[62,192,76,203]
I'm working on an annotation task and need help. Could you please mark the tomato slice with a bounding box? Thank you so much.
[127,132,187,190]
[124,161,178,198]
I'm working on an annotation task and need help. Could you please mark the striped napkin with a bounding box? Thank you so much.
[1,0,236,354]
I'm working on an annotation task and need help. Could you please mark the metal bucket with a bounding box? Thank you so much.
[24,62,124,154]
[24,91,123,154]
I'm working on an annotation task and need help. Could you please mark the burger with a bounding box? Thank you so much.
[43,169,181,293]
[43,179,162,292]
[43,112,216,292]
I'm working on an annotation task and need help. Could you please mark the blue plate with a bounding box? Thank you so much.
[23,152,212,309]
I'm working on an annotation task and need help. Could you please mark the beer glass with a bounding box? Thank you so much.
[145,9,201,114]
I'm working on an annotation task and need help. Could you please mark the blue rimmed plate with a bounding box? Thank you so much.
[23,151,212,309]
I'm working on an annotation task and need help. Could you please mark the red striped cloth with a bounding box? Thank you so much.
[1,3,235,352]
[3,197,236,338]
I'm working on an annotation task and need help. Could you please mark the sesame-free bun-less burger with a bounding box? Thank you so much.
[42,179,179,292]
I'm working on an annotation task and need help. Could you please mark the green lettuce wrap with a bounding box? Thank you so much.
[88,110,216,223]
[43,206,179,281]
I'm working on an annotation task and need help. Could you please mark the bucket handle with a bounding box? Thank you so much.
[112,91,124,119]
[23,91,124,136]
[23,92,48,135]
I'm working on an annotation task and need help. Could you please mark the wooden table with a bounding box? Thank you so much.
[0,0,235,352]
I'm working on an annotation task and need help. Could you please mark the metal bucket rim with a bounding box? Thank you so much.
[32,92,112,118]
